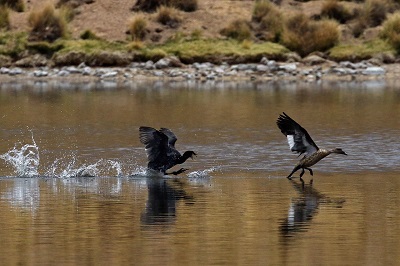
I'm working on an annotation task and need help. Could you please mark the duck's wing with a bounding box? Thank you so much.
[276,112,318,155]
[139,126,169,163]
[160,128,178,147]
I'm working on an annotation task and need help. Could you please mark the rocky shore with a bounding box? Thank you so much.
[0,55,396,85]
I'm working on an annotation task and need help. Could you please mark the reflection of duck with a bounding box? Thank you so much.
[139,127,197,175]
[141,178,194,225]
[280,180,345,237]
[277,112,347,183]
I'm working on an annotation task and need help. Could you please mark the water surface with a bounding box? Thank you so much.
[0,80,399,265]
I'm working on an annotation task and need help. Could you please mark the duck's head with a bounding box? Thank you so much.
[183,151,197,160]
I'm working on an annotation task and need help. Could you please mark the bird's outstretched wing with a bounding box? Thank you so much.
[139,126,169,163]
[160,128,178,147]
[276,112,318,156]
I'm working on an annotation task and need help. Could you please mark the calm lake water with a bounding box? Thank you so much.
[0,79,399,265]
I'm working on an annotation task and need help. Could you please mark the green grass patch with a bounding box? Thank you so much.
[141,39,288,63]
[27,41,65,55]
[55,39,126,54]
[329,40,395,61]
[0,32,28,58]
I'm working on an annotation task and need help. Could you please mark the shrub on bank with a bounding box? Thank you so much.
[352,0,388,37]
[28,4,68,42]
[320,0,353,24]
[169,0,197,12]
[252,0,283,42]
[0,6,10,30]
[157,6,182,28]
[220,19,252,41]
[0,0,24,12]
[132,0,197,13]
[80,29,101,40]
[380,12,400,52]
[128,15,148,41]
[281,13,339,56]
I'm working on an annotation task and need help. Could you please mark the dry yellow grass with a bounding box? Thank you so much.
[28,3,68,42]
[128,15,147,41]
[156,6,182,28]
[282,13,339,56]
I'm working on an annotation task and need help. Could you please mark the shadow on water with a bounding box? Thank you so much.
[140,177,195,226]
[280,179,345,238]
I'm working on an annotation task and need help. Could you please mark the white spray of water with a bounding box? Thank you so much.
[46,158,125,178]
[187,166,221,178]
[0,134,40,177]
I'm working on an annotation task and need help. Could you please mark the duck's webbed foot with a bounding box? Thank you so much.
[167,168,189,175]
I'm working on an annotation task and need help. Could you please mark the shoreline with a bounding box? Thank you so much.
[1,56,399,86]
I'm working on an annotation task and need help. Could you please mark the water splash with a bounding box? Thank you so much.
[129,167,161,178]
[46,157,126,178]
[187,166,221,178]
[0,135,40,177]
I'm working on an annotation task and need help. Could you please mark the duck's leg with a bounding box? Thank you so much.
[166,168,188,175]
[299,168,305,184]
[305,167,313,183]
[306,168,313,176]
[287,165,301,180]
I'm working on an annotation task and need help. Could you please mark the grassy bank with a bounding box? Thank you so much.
[1,0,400,67]
[1,31,397,67]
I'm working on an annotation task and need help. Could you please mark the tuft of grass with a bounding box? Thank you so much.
[128,15,147,41]
[80,29,100,40]
[132,0,197,13]
[168,31,186,43]
[142,48,168,61]
[157,6,182,28]
[364,0,388,27]
[28,3,68,42]
[169,0,197,12]
[252,0,273,23]
[281,13,339,56]
[0,0,24,12]
[352,0,388,37]
[241,39,253,49]
[380,12,400,52]
[127,40,145,51]
[190,29,203,40]
[0,32,28,58]
[0,6,10,30]
[252,0,283,42]
[320,0,353,24]
[220,19,252,41]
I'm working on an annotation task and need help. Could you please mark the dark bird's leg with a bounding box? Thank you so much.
[286,165,301,180]
[299,168,305,185]
[306,168,313,176]
[166,168,188,175]
[306,167,313,184]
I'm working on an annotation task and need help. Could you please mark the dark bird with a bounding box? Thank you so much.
[139,126,197,175]
[276,112,347,183]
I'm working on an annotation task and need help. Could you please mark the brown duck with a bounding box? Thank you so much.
[277,112,347,182]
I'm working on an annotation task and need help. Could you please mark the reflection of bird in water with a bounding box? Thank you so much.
[139,127,197,175]
[140,178,194,225]
[280,180,345,237]
[277,112,347,183]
